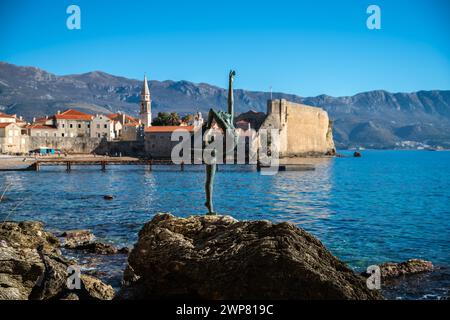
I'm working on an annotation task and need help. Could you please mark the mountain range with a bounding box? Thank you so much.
[1,61,449,149]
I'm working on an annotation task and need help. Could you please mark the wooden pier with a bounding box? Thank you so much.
[24,158,315,172]
[28,159,180,172]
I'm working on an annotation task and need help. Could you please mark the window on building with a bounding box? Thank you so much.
[104,124,107,129]
[98,133,101,138]
[78,124,81,129]
[70,124,73,128]
[88,124,90,128]
[62,133,65,137]
[97,124,100,129]
[62,124,65,128]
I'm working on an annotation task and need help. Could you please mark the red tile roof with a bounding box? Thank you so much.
[123,122,140,127]
[54,109,93,121]
[0,112,15,119]
[0,122,16,128]
[106,113,139,123]
[34,117,49,123]
[144,125,195,133]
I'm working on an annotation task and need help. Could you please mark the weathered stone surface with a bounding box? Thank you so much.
[59,229,95,248]
[377,259,433,278]
[0,245,43,300]
[80,274,115,300]
[119,214,382,300]
[118,246,131,254]
[68,242,119,255]
[59,229,129,255]
[0,221,59,252]
[0,221,114,300]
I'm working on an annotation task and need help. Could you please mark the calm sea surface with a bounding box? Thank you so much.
[1,150,449,299]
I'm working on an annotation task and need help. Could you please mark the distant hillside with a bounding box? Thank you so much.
[1,61,450,149]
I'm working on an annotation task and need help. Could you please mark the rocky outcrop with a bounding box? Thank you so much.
[378,259,433,278]
[79,275,115,300]
[119,214,382,300]
[59,229,95,248]
[0,221,60,252]
[69,242,123,255]
[0,245,43,300]
[59,229,129,255]
[0,221,114,300]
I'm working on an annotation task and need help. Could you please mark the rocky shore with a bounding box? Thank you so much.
[0,215,438,300]
[0,221,115,300]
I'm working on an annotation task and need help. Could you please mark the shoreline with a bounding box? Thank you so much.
[1,216,444,300]
[1,149,448,171]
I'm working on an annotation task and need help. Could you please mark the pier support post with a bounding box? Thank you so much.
[180,161,184,171]
[66,161,71,172]
[101,161,106,171]
[31,162,40,171]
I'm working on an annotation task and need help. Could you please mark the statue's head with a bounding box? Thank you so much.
[229,70,236,78]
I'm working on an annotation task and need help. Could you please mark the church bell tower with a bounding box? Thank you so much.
[140,74,152,127]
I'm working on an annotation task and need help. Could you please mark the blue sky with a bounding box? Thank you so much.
[0,0,449,96]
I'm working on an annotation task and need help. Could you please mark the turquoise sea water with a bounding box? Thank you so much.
[1,150,449,299]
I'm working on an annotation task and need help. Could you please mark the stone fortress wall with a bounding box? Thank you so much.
[27,137,103,154]
[260,99,335,157]
[27,137,145,156]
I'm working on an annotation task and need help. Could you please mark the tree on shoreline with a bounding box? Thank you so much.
[152,112,181,126]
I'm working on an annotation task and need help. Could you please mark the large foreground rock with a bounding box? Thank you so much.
[120,214,383,300]
[0,221,114,300]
